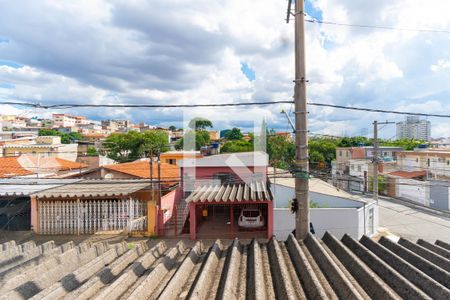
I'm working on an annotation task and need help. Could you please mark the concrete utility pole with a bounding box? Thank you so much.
[293,0,309,239]
[372,121,395,203]
[373,121,379,203]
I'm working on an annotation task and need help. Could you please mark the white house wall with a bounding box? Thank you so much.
[271,183,365,209]
[274,207,367,240]
[397,179,430,206]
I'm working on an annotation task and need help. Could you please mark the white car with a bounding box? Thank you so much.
[238,208,264,229]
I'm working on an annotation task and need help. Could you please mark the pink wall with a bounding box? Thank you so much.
[181,166,267,185]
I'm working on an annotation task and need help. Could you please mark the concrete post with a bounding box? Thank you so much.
[189,203,196,240]
[30,196,39,233]
[267,201,273,239]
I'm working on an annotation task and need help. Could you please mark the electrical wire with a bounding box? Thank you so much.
[1,100,450,118]
[305,18,450,34]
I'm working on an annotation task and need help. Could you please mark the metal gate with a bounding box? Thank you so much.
[38,198,147,234]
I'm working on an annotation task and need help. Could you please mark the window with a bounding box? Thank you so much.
[166,159,176,165]
[346,151,349,157]
[213,172,235,184]
[339,151,342,157]
[351,165,355,170]
[427,158,430,167]
[357,166,362,172]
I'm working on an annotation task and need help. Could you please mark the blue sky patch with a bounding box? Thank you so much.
[0,82,15,89]
[305,0,322,21]
[0,60,23,68]
[240,62,255,81]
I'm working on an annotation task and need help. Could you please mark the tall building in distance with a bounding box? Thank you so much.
[396,116,431,141]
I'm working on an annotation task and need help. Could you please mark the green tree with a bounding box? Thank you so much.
[175,130,210,151]
[224,127,243,140]
[86,146,99,156]
[266,134,295,169]
[188,117,213,130]
[221,140,254,153]
[379,138,427,150]
[104,131,169,163]
[168,125,177,131]
[38,129,83,144]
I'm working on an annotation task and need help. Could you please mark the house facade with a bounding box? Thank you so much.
[397,149,450,179]
[162,151,273,239]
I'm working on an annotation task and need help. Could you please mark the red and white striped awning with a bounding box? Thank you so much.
[185,181,272,203]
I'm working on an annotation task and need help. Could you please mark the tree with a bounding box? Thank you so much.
[188,117,213,130]
[224,127,243,140]
[86,146,99,156]
[104,131,169,163]
[266,134,295,169]
[38,129,83,144]
[175,130,210,151]
[221,140,253,153]
[168,125,177,131]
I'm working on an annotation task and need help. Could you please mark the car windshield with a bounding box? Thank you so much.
[243,210,260,217]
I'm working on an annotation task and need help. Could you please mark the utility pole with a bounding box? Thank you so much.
[373,121,379,203]
[372,121,394,203]
[292,0,309,239]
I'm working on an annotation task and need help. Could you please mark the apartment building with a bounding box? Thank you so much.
[52,114,77,127]
[396,116,431,141]
[101,119,130,132]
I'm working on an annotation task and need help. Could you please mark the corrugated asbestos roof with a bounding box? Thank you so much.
[0,233,449,299]
[185,181,272,203]
[32,180,151,198]
[0,179,82,197]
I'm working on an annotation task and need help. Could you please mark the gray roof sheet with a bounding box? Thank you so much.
[32,180,152,198]
[1,233,449,299]
[185,181,272,203]
[0,179,82,197]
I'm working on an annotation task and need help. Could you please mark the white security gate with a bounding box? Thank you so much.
[38,198,147,234]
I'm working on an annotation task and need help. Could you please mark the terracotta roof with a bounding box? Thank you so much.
[23,155,87,171]
[0,157,33,178]
[186,181,272,203]
[103,159,179,180]
[0,156,87,178]
[388,170,426,179]
[1,233,449,299]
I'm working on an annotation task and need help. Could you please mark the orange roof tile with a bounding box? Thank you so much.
[54,158,87,170]
[0,157,34,178]
[103,160,179,181]
[22,155,87,171]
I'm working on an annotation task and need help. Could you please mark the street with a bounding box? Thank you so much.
[378,198,450,243]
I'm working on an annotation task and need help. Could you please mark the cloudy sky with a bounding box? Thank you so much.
[0,0,449,138]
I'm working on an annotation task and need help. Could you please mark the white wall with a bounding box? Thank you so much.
[271,183,364,209]
[57,144,78,161]
[274,204,378,241]
[397,178,429,206]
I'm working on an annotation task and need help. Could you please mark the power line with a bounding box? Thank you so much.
[307,102,450,118]
[2,100,450,118]
[305,18,450,34]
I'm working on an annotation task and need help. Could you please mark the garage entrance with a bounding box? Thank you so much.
[0,197,31,230]
[195,203,269,239]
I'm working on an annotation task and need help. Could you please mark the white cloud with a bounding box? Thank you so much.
[0,0,448,137]
[431,59,450,72]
